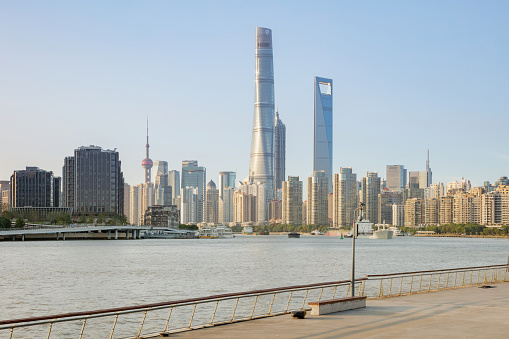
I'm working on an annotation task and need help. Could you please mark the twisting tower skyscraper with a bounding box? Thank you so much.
[249,27,275,201]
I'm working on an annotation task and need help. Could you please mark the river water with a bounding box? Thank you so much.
[1,235,508,320]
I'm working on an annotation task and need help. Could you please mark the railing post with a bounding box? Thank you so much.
[46,320,55,339]
[137,309,149,337]
[379,279,384,297]
[268,293,276,315]
[436,274,441,291]
[453,272,458,288]
[9,324,15,339]
[210,301,219,325]
[79,316,88,339]
[398,277,403,296]
[230,298,239,322]
[109,314,119,339]
[409,275,414,294]
[427,274,432,292]
[419,275,423,293]
[318,287,324,301]
[284,292,293,313]
[470,271,473,286]
[189,304,197,328]
[445,273,450,289]
[389,278,393,296]
[332,285,338,299]
[345,284,350,297]
[250,295,259,319]
[301,290,309,310]
[163,307,173,332]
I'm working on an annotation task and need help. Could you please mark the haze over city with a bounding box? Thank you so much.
[1,1,508,188]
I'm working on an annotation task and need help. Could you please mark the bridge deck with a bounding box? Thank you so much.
[171,282,509,338]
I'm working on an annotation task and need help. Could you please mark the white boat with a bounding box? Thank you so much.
[143,229,197,239]
[388,226,403,236]
[311,229,324,235]
[199,227,234,239]
[370,224,393,239]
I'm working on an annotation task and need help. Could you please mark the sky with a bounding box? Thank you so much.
[1,0,508,191]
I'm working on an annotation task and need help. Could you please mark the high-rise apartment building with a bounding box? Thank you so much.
[361,172,381,223]
[307,171,329,225]
[154,161,171,206]
[378,190,403,225]
[62,146,123,215]
[123,183,130,220]
[0,181,10,211]
[313,77,333,193]
[129,185,139,225]
[386,165,407,192]
[205,180,219,224]
[249,27,276,203]
[424,198,439,225]
[219,187,234,223]
[404,198,423,227]
[446,178,471,196]
[168,170,180,205]
[181,160,206,222]
[438,196,454,225]
[333,168,358,227]
[282,176,303,225]
[274,110,286,193]
[218,171,236,199]
[392,204,405,227]
[425,182,444,199]
[180,186,198,224]
[269,199,282,222]
[10,167,60,208]
[235,182,266,223]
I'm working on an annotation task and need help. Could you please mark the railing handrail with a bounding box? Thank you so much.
[0,278,364,326]
[365,263,508,278]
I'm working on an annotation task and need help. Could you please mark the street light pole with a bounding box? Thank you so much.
[351,202,364,297]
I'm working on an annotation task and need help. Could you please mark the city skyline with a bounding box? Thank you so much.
[1,1,508,189]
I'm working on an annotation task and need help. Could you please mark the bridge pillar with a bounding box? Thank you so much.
[22,234,25,241]
[108,231,111,240]
[115,230,118,240]
[133,230,137,239]
[57,233,59,240]
[63,233,66,241]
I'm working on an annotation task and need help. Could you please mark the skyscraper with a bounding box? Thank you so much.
[307,171,329,225]
[249,27,276,203]
[154,161,171,206]
[361,172,381,223]
[10,167,60,208]
[274,110,286,193]
[168,170,180,205]
[181,160,206,222]
[386,165,407,192]
[282,176,302,225]
[333,167,358,227]
[142,119,153,183]
[205,180,219,224]
[218,171,236,199]
[63,146,124,216]
[313,77,333,192]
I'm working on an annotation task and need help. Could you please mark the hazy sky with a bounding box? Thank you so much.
[1,1,508,189]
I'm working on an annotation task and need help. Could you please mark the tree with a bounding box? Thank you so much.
[15,217,25,228]
[0,217,11,228]
[1,210,13,220]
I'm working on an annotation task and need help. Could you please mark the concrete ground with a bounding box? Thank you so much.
[170,282,509,338]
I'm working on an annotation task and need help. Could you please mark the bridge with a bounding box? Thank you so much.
[0,225,187,241]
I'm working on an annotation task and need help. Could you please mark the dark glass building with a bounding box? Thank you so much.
[63,146,124,216]
[10,167,60,208]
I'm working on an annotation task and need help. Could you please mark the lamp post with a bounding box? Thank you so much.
[351,202,365,297]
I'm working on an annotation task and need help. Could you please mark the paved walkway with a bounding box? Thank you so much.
[171,282,509,338]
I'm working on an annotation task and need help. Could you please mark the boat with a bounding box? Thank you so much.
[198,226,235,239]
[370,224,393,239]
[216,226,235,238]
[311,229,324,235]
[344,233,353,238]
[143,229,197,239]
[388,226,403,236]
[288,232,300,238]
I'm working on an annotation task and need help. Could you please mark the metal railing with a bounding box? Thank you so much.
[1,264,507,338]
[0,279,363,339]
[363,264,509,298]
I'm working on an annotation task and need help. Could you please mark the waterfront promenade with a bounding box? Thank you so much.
[172,282,509,338]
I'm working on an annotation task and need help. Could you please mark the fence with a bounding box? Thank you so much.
[0,264,507,339]
[0,279,362,339]
[363,264,509,298]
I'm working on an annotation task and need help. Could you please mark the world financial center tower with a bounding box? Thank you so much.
[314,77,333,193]
[249,27,275,200]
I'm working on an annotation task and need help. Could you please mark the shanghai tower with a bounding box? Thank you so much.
[249,27,275,200]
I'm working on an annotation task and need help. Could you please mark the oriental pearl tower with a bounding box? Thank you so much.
[142,118,153,183]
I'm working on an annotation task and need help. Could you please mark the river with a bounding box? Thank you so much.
[1,235,507,320]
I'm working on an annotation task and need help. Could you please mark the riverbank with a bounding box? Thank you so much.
[414,233,508,238]
[171,282,509,338]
